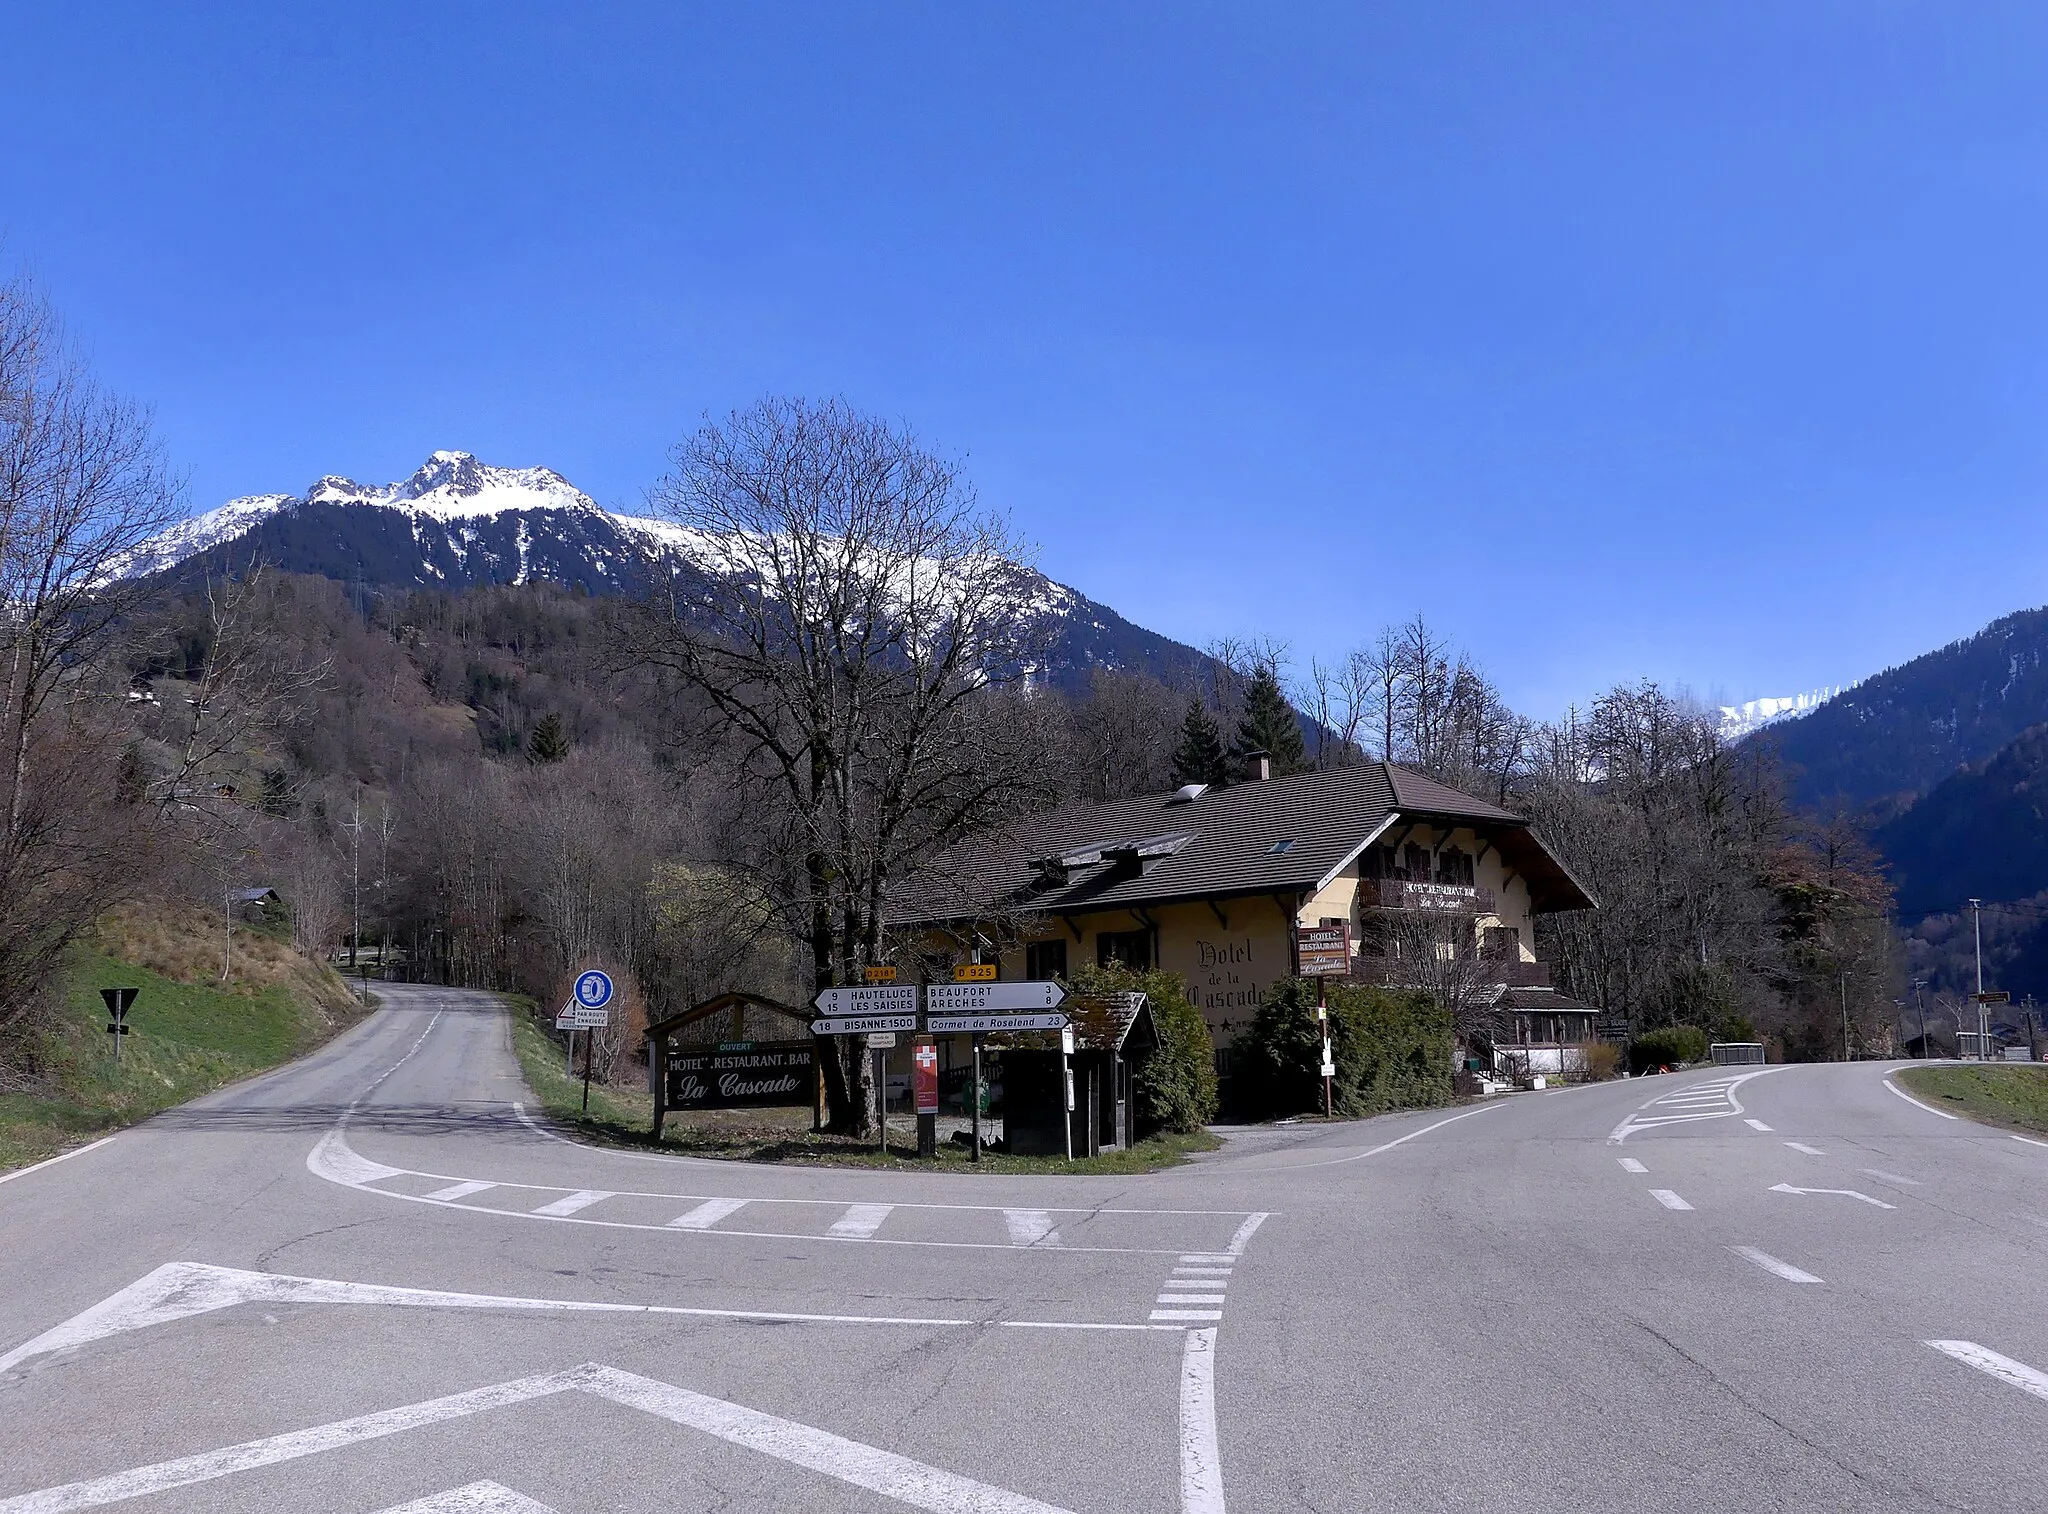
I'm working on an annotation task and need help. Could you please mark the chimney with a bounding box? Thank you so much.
[1246,748,1271,782]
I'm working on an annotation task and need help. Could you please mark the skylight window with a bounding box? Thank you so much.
[1268,839,1296,854]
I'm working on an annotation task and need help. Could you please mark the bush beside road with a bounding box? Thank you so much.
[1897,1063,2048,1136]
[0,901,366,1173]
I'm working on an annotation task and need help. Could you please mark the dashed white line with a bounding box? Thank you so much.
[667,1198,750,1231]
[530,1190,612,1217]
[827,1204,895,1239]
[1617,1157,1648,1174]
[1744,1119,1773,1132]
[1649,1189,1693,1211]
[1223,1212,1269,1254]
[1785,1142,1826,1156]
[1151,1308,1224,1322]
[1179,1328,1226,1514]
[1861,1169,1922,1187]
[1158,1294,1227,1305]
[1884,1079,1958,1119]
[1927,1340,2048,1403]
[1732,1246,1824,1284]
[1002,1209,1063,1247]
[422,1181,496,1203]
[2011,1134,2048,1150]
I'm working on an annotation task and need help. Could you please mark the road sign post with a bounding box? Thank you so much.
[100,987,138,1069]
[563,972,614,1112]
[913,1036,939,1158]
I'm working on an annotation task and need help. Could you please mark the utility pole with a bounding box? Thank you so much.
[1913,979,1928,1059]
[222,886,233,983]
[1840,972,1852,1062]
[343,799,365,975]
[1971,898,1986,1060]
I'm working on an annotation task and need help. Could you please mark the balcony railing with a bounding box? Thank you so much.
[1363,879,1498,913]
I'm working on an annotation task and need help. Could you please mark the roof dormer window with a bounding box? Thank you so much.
[1268,839,1296,855]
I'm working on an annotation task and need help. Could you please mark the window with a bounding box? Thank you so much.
[1025,938,1068,981]
[1096,928,1152,972]
[1436,848,1475,885]
[1481,925,1520,960]
[1268,839,1296,854]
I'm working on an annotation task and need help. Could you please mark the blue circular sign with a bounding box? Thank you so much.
[574,970,614,1009]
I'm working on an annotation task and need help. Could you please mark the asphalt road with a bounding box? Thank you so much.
[4,984,2046,1512]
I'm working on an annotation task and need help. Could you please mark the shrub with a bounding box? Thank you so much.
[1573,1040,1622,1081]
[1068,963,1217,1134]
[1233,978,1455,1119]
[1630,1024,1708,1073]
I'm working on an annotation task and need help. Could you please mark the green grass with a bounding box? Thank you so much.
[1897,1064,2048,1136]
[0,946,368,1172]
[508,1004,1220,1173]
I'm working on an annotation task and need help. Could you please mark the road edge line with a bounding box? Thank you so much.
[1180,1327,1225,1514]
[1884,1079,1960,1120]
[0,1136,115,1188]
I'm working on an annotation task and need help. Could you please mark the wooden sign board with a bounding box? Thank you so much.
[1296,924,1352,977]
[664,1042,814,1110]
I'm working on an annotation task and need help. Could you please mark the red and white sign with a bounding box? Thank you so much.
[912,1036,940,1116]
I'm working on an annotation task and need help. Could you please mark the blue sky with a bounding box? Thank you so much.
[4,3,2047,716]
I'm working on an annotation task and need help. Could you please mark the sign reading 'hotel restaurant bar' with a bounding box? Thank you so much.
[663,1043,813,1110]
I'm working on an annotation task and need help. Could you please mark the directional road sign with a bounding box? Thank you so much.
[927,1011,1070,1034]
[1973,990,2011,1005]
[557,1004,609,1030]
[812,1013,920,1036]
[864,1031,899,1048]
[814,985,919,1016]
[925,981,1065,1013]
[573,970,615,1010]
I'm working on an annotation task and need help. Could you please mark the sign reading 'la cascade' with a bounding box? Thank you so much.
[663,1043,813,1110]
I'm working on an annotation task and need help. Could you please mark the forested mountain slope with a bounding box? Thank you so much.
[1873,722,2048,911]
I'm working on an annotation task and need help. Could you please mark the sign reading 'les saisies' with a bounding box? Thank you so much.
[664,1044,813,1111]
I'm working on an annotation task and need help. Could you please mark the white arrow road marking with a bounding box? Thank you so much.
[0,1363,1082,1514]
[1884,1079,1958,1119]
[0,1262,1180,1376]
[1649,1189,1693,1211]
[1610,1069,1781,1143]
[1926,1340,2048,1403]
[1731,1246,1824,1284]
[1180,1328,1225,1514]
[1769,1183,1895,1209]
[374,1482,559,1513]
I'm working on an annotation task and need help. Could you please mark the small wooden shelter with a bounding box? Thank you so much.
[644,992,815,1139]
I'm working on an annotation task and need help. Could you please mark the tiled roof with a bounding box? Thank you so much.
[895,761,1594,925]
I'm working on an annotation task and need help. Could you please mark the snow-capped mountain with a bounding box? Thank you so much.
[1716,687,1846,743]
[121,451,1212,693]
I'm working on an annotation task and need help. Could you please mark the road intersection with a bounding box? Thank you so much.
[6,984,2048,1511]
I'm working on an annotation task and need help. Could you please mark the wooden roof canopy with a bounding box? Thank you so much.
[645,992,811,1046]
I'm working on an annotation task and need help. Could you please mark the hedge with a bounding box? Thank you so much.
[1629,1024,1709,1073]
[1067,963,1218,1134]
[1232,978,1455,1119]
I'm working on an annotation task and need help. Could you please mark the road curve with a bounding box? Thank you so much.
[4,984,2046,1512]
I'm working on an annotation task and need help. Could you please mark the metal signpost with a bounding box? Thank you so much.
[1297,925,1350,1116]
[101,987,138,1068]
[562,970,613,1111]
[1973,990,2010,1062]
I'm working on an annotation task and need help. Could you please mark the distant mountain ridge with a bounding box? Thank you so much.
[123,451,1222,695]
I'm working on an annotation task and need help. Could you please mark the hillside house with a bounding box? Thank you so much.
[894,761,1599,1073]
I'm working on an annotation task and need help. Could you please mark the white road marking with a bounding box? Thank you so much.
[1649,1189,1693,1211]
[667,1197,750,1230]
[1862,1169,1922,1186]
[1768,1182,1895,1209]
[1179,1254,1237,1263]
[2012,1134,2048,1149]
[530,1190,612,1217]
[1617,1157,1648,1174]
[0,1137,115,1188]
[1731,1246,1824,1284]
[828,1203,895,1239]
[1926,1340,2048,1404]
[374,1482,559,1513]
[0,1363,1083,1514]
[1172,1268,1231,1277]
[1158,1294,1227,1304]
[1884,1079,1958,1120]
[1744,1119,1773,1132]
[1224,1212,1269,1254]
[1152,1308,1224,1322]
[1180,1328,1225,1514]
[0,1262,1171,1375]
[422,1181,497,1203]
[1610,1069,1782,1143]
[312,1124,1259,1255]
[1785,1142,1826,1156]
[1003,1209,1063,1247]
[1259,1102,1506,1169]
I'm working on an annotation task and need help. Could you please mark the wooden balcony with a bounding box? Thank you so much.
[1362,879,1498,913]
[1349,956,1550,988]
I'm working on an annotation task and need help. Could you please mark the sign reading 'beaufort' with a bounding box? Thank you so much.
[925,981,1066,1013]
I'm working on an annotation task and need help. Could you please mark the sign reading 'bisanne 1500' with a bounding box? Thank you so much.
[664,1043,814,1110]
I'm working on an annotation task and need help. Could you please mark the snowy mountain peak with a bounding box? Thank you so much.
[1717,687,1848,743]
[298,452,598,520]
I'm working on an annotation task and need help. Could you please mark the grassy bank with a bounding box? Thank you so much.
[508,1002,1219,1173]
[0,902,367,1173]
[1897,1063,2048,1137]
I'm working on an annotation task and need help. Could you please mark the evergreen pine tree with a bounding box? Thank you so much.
[1170,699,1229,789]
[527,712,571,765]
[1233,666,1308,778]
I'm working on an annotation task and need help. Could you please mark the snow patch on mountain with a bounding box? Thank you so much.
[1717,687,1846,742]
[302,450,598,521]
